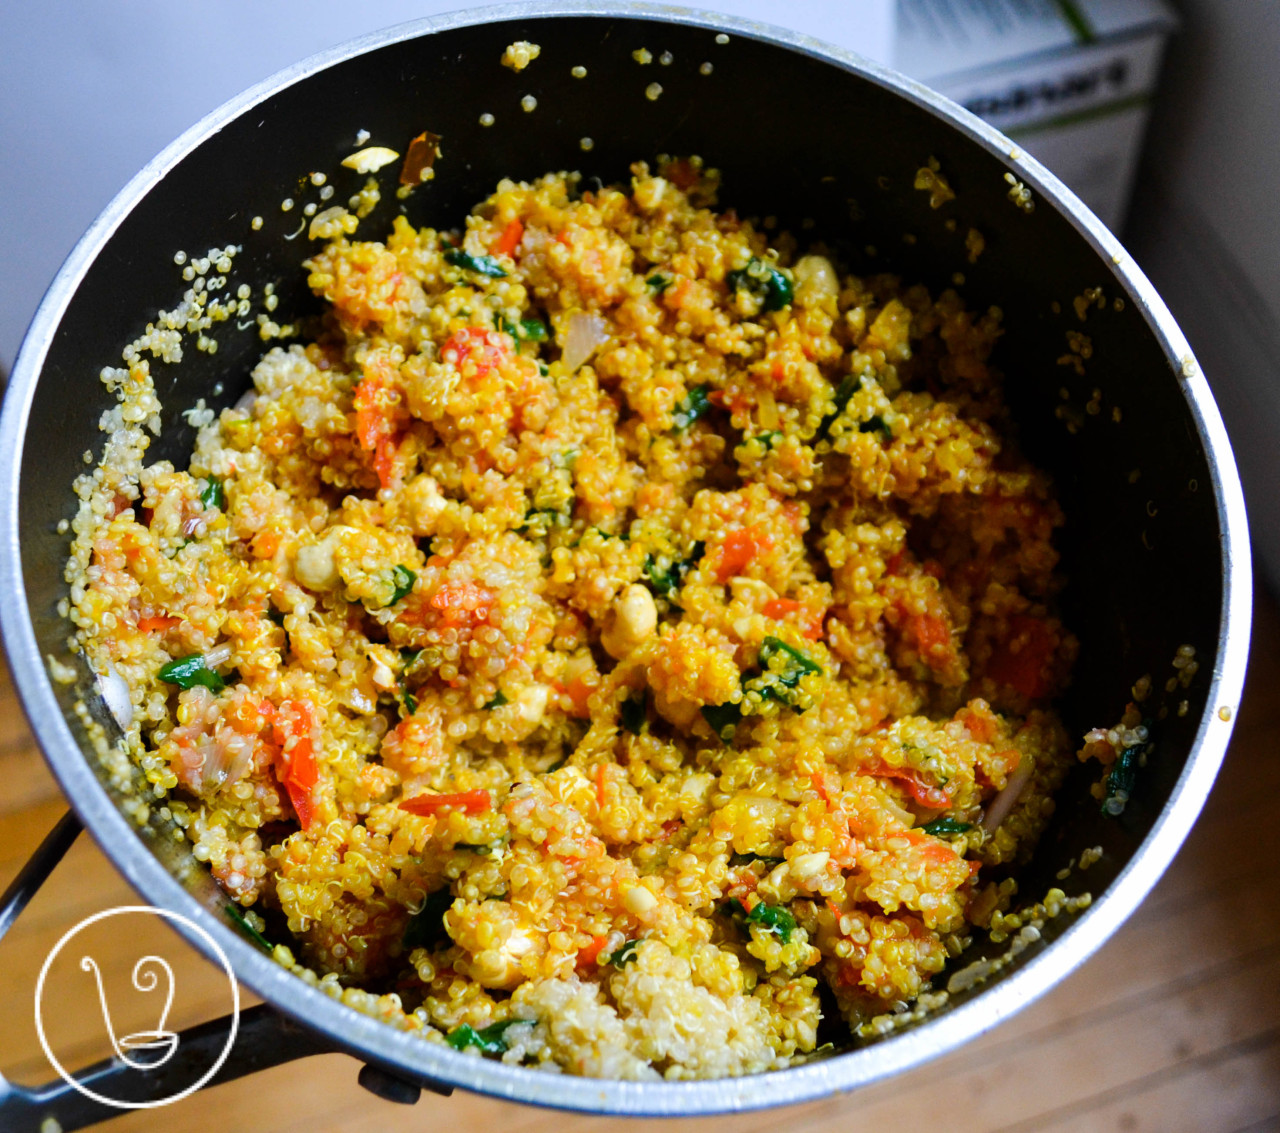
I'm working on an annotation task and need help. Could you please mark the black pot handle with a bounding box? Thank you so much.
[0,811,341,1130]
[0,1001,336,1131]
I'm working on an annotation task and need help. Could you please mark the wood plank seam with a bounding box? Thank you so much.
[990,1025,1280,1133]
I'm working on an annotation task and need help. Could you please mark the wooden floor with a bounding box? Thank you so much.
[2,593,1278,1133]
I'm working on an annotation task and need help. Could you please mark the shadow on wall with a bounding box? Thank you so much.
[1125,0,1280,596]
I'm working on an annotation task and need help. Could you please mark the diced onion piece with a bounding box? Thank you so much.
[561,312,610,372]
[341,146,399,174]
[982,760,1034,834]
[97,661,133,729]
[233,389,258,413]
[204,643,234,669]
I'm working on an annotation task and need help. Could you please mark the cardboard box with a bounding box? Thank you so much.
[896,0,1178,231]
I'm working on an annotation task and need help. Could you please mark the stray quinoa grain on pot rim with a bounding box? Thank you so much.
[64,157,1080,1079]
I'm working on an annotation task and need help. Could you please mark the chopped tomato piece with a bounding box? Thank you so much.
[988,614,1055,699]
[905,828,962,865]
[715,526,772,583]
[399,130,441,186]
[431,581,493,627]
[399,789,492,816]
[810,769,834,805]
[353,356,403,490]
[763,597,801,619]
[665,159,699,190]
[441,327,511,381]
[272,698,319,830]
[137,615,180,633]
[577,934,609,967]
[762,597,824,640]
[554,675,593,719]
[959,702,998,744]
[595,762,607,807]
[251,530,281,559]
[873,762,952,810]
[912,612,951,654]
[492,218,524,258]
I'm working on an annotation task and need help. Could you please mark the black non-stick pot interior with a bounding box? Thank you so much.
[14,11,1225,1055]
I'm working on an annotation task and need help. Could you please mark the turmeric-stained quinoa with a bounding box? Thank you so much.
[66,159,1077,1079]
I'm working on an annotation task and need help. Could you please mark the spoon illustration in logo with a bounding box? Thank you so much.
[80,954,180,1070]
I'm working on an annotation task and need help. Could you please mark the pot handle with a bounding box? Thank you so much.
[0,811,345,1130]
[0,1001,335,1131]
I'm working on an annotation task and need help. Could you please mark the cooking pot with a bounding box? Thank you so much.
[0,3,1251,1127]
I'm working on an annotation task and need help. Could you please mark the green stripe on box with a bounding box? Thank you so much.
[1054,0,1097,44]
[1004,92,1151,138]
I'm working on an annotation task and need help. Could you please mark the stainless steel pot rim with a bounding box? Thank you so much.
[0,1,1251,1115]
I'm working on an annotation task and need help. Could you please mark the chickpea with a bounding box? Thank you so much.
[294,536,340,591]
[793,254,839,310]
[601,583,657,659]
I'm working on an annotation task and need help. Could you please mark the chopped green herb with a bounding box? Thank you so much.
[225,902,272,953]
[446,1018,524,1055]
[538,362,550,376]
[921,817,972,836]
[443,248,508,278]
[499,314,549,342]
[727,257,794,312]
[199,477,225,511]
[158,653,226,693]
[400,688,418,716]
[758,637,822,691]
[702,700,743,743]
[703,639,820,743]
[607,938,640,967]
[859,415,892,439]
[729,852,785,867]
[1102,732,1149,816]
[620,692,648,735]
[725,897,796,944]
[484,691,509,709]
[386,564,417,606]
[672,384,712,431]
[643,541,705,599]
[518,316,548,342]
[403,888,454,951]
[516,507,566,534]
[646,273,672,293]
[818,374,863,438]
[399,645,424,681]
[755,431,782,449]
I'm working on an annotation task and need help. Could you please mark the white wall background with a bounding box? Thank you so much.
[1126,0,1280,592]
[0,1,894,374]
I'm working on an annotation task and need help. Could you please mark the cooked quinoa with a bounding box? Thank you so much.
[65,157,1080,1079]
